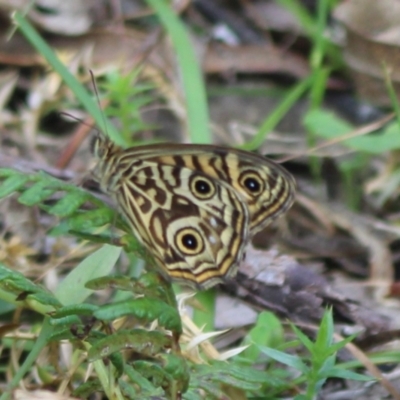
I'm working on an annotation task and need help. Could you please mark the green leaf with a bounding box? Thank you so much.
[314,308,334,354]
[85,275,137,291]
[290,323,314,353]
[108,352,125,378]
[318,354,336,376]
[0,168,18,179]
[88,329,172,361]
[0,298,16,315]
[348,122,400,153]
[124,364,159,393]
[51,303,99,319]
[48,315,82,327]
[211,360,280,385]
[87,272,177,307]
[133,360,171,390]
[160,352,190,378]
[94,297,182,333]
[208,371,261,391]
[0,263,61,313]
[304,109,400,153]
[0,174,29,198]
[73,380,104,399]
[319,366,372,381]
[67,208,115,231]
[48,191,89,217]
[258,345,307,373]
[48,326,83,342]
[55,244,121,305]
[17,181,57,205]
[242,311,284,362]
[26,292,64,309]
[304,108,351,136]
[328,333,359,354]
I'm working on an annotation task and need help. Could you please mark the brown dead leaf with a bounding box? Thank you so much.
[0,0,103,35]
[287,197,394,299]
[327,204,394,291]
[228,246,390,336]
[0,20,151,67]
[203,42,310,78]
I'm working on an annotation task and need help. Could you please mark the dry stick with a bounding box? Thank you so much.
[279,113,395,163]
[335,333,400,400]
[56,71,110,171]
[55,115,95,169]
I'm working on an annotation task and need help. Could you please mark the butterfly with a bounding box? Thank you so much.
[92,135,296,289]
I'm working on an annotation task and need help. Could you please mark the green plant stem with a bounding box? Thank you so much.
[241,77,312,151]
[309,0,330,71]
[308,0,331,178]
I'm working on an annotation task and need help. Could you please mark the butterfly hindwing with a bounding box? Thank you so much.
[112,160,249,289]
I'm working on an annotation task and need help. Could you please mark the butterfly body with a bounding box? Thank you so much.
[92,137,295,289]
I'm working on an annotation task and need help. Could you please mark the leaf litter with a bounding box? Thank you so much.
[1,1,400,399]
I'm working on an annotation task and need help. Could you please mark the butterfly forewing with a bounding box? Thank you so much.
[92,138,295,289]
[116,143,296,234]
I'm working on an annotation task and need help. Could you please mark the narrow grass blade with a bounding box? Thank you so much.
[12,12,123,146]
[145,0,211,144]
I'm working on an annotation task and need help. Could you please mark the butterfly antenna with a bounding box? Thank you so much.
[89,70,109,140]
[59,111,94,129]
